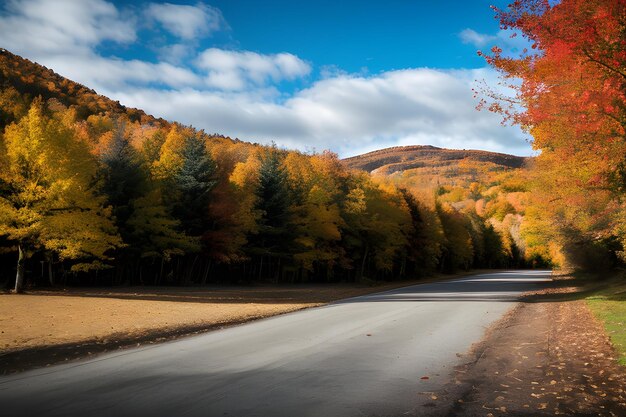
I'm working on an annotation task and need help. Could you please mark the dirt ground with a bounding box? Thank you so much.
[421,282,626,417]
[0,276,474,374]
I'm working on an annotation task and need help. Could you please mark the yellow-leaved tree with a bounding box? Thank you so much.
[0,100,122,292]
[287,152,347,276]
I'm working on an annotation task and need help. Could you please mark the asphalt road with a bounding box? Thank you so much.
[0,270,551,417]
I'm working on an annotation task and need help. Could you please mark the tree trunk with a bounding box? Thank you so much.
[399,256,406,278]
[157,257,164,285]
[189,255,199,284]
[359,244,370,281]
[48,258,54,286]
[14,244,26,293]
[201,259,212,285]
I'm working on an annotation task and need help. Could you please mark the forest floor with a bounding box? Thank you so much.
[0,270,485,374]
[424,272,626,417]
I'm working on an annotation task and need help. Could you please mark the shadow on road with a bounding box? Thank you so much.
[335,271,555,303]
[1,270,566,375]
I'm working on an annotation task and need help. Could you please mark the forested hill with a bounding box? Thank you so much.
[342,145,527,175]
[0,49,549,293]
[0,48,167,128]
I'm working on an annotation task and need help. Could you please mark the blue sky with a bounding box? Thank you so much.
[0,0,532,156]
[108,1,502,73]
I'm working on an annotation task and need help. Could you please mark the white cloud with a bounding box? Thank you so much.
[107,67,531,157]
[0,0,309,93]
[459,28,496,47]
[196,49,311,90]
[157,43,194,64]
[40,53,204,90]
[0,0,136,55]
[146,2,225,39]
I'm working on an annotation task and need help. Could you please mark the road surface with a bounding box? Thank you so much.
[0,270,551,417]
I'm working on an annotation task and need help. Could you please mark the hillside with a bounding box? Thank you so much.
[0,48,167,128]
[343,145,526,173]
[342,145,529,193]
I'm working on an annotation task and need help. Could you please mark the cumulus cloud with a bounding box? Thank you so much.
[40,53,204,90]
[196,49,311,90]
[146,2,225,40]
[108,68,531,157]
[0,0,308,94]
[0,0,136,55]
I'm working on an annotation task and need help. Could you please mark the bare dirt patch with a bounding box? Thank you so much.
[0,294,316,352]
[0,293,317,374]
[422,284,626,416]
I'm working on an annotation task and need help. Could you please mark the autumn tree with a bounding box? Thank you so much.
[92,119,195,283]
[0,101,122,292]
[481,0,626,268]
[229,152,262,266]
[287,151,347,279]
[202,140,255,268]
[0,87,29,128]
[142,130,166,165]
[341,174,411,280]
[152,125,216,239]
[437,202,473,272]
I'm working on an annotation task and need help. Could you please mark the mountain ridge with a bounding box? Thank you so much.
[342,145,528,175]
[0,48,167,128]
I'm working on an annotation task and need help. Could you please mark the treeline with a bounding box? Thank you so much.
[0,92,536,291]
[481,0,626,271]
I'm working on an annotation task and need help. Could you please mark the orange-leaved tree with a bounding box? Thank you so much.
[480,0,626,268]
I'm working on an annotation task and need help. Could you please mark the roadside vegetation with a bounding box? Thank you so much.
[480,0,626,273]
[587,278,626,365]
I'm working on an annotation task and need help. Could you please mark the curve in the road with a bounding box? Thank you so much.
[0,270,552,417]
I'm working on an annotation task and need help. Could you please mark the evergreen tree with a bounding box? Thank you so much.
[170,133,217,237]
[97,121,146,243]
[399,188,443,274]
[247,148,294,279]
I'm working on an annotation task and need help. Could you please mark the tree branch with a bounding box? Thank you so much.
[582,49,626,80]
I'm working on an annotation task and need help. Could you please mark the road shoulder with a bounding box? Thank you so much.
[426,284,626,416]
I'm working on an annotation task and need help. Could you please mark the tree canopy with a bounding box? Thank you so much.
[480,0,626,270]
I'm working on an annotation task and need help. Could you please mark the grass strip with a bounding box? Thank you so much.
[586,277,626,365]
